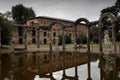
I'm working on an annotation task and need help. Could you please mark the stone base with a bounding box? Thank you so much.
[54,48,60,51]
[104,49,112,54]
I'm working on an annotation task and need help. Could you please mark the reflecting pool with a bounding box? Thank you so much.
[0,52,120,80]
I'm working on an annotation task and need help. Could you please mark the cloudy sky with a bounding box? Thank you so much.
[0,0,116,21]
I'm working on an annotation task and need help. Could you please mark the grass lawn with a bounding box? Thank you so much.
[1,43,100,49]
[4,43,120,51]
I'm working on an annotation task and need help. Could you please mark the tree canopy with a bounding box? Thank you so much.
[0,13,13,45]
[101,6,119,16]
[100,0,120,42]
[12,4,36,24]
[115,0,120,9]
[77,32,87,44]
[90,25,99,44]
[58,35,72,45]
[101,0,120,16]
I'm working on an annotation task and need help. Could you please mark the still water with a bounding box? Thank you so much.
[34,60,100,80]
[0,52,120,80]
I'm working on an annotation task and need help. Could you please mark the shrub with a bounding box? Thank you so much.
[77,32,87,44]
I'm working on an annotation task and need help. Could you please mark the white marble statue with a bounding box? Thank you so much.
[55,37,60,51]
[104,30,111,49]
[103,30,112,54]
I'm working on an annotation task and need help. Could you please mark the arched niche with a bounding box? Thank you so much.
[98,12,116,53]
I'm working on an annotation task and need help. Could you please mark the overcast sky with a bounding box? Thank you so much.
[0,0,116,21]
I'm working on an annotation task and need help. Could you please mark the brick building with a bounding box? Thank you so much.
[12,16,87,44]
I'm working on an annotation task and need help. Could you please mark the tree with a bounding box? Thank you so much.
[77,32,87,44]
[116,32,120,41]
[101,0,120,16]
[101,6,119,16]
[90,26,99,44]
[0,12,4,17]
[65,35,72,44]
[3,11,12,20]
[100,0,120,42]
[115,0,120,9]
[58,35,72,45]
[0,14,13,45]
[12,4,36,24]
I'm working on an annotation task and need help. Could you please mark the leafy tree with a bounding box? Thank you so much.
[116,32,120,41]
[90,26,99,44]
[65,35,72,44]
[12,4,36,24]
[116,17,120,32]
[115,0,120,9]
[3,11,12,20]
[77,32,87,44]
[0,14,13,45]
[58,35,72,45]
[101,6,119,16]
[101,0,120,16]
[92,36,99,44]
[100,0,120,43]
[0,12,4,17]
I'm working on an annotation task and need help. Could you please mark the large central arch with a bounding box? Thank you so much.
[74,18,92,80]
[48,22,66,51]
[74,18,90,52]
[98,12,116,52]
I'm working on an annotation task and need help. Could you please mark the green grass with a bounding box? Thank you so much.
[4,43,120,51]
[90,43,99,48]
[1,43,99,49]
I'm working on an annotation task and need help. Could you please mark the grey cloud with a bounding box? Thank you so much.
[0,0,116,21]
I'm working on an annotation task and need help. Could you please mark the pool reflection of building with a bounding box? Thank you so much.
[1,52,120,80]
[22,52,89,75]
[0,52,96,80]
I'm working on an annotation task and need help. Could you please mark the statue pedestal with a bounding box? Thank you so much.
[104,49,112,54]
[54,47,60,52]
[54,37,60,51]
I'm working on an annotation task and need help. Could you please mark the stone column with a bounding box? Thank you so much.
[0,51,1,80]
[99,24,103,52]
[25,29,27,51]
[75,53,78,79]
[112,22,116,53]
[11,41,14,52]
[55,37,59,50]
[37,29,40,49]
[0,27,1,47]
[62,29,65,51]
[74,27,77,51]
[49,31,53,51]
[113,57,117,80]
[87,53,92,80]
[87,27,90,52]
[99,54,104,80]
[62,53,66,80]
[49,53,55,80]
[9,71,13,80]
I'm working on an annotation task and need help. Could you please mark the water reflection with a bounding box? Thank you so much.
[0,52,120,80]
[99,54,120,80]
